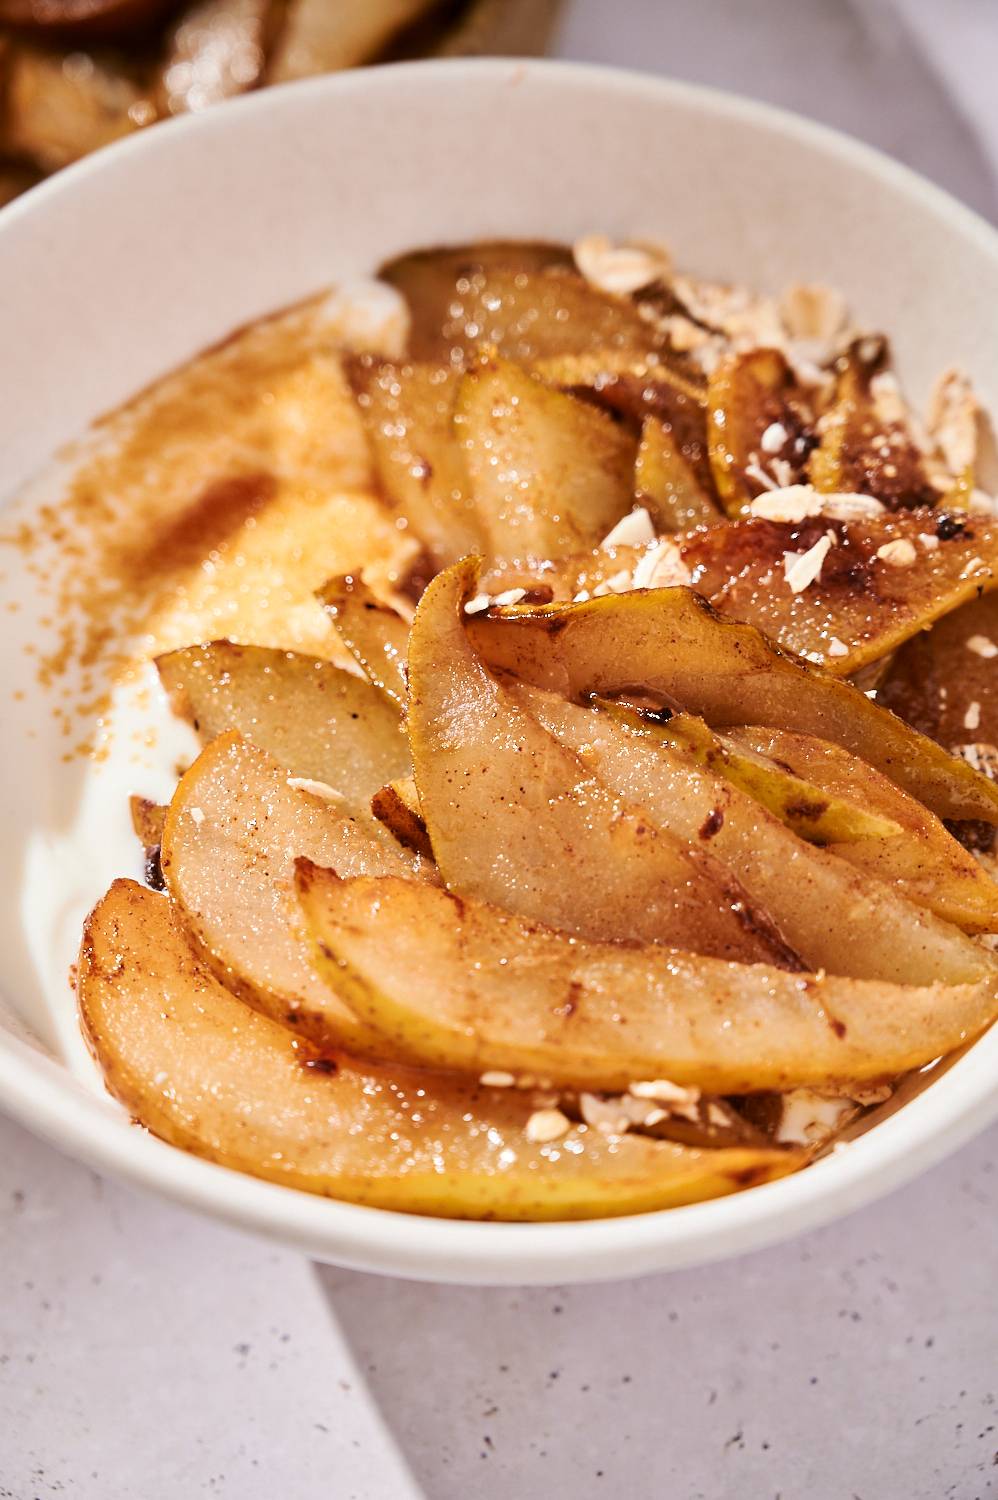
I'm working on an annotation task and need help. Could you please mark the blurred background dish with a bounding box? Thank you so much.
[0,0,563,204]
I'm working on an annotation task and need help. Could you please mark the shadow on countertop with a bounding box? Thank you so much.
[315,1123,998,1500]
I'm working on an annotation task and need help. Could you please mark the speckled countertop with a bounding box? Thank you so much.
[4,2,998,1496]
[2,1114,996,1498]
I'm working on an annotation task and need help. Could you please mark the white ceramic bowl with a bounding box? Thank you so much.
[3,58,998,1286]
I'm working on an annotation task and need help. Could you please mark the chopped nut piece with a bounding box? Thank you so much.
[780,283,847,343]
[784,533,834,594]
[821,493,886,521]
[573,234,672,295]
[463,593,491,615]
[964,701,982,732]
[748,486,884,524]
[869,370,911,431]
[631,539,691,591]
[760,421,788,454]
[525,1107,571,1144]
[492,588,527,607]
[966,635,998,659]
[629,1078,701,1104]
[675,275,784,348]
[828,636,849,657]
[189,806,205,825]
[706,1102,731,1127]
[744,461,780,493]
[479,1070,516,1088]
[749,485,820,522]
[579,1092,660,1135]
[927,366,979,476]
[954,743,998,780]
[918,532,940,552]
[875,539,917,567]
[776,1088,856,1145]
[287,776,343,802]
[848,1083,893,1107]
[664,315,712,353]
[599,507,656,551]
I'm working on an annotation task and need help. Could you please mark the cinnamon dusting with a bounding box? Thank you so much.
[0,295,417,758]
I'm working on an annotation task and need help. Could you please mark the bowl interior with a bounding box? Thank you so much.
[2,58,998,1284]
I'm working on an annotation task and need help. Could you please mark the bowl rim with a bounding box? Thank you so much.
[3,54,998,1284]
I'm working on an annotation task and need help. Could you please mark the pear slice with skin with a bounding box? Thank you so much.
[505,684,995,984]
[407,558,800,967]
[345,356,483,568]
[455,353,636,564]
[298,868,998,1094]
[319,575,409,707]
[465,586,998,825]
[160,731,429,1056]
[728,724,998,934]
[627,709,902,847]
[79,879,799,1220]
[157,640,410,811]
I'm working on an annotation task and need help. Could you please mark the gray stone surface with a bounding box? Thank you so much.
[1,1113,996,1498]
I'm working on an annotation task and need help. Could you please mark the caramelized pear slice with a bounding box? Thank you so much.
[681,508,998,675]
[80,880,797,1220]
[532,349,705,405]
[808,337,937,508]
[879,589,998,754]
[455,354,636,563]
[510,685,993,985]
[466,587,998,824]
[129,795,167,848]
[379,243,657,365]
[318,575,410,707]
[299,869,998,1092]
[730,725,998,933]
[707,348,813,516]
[345,357,482,566]
[370,776,431,861]
[625,710,901,846]
[636,416,722,532]
[157,641,409,810]
[161,731,426,1054]
[408,560,799,965]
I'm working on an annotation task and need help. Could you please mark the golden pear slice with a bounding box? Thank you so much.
[129,795,167,849]
[345,356,482,567]
[507,685,994,985]
[879,588,998,753]
[318,575,409,707]
[706,348,813,516]
[466,586,998,824]
[379,244,656,365]
[680,508,998,676]
[808,337,937,508]
[729,725,998,933]
[157,640,410,810]
[455,354,636,563]
[635,415,722,532]
[161,731,427,1054]
[408,560,799,966]
[79,880,798,1219]
[298,869,998,1093]
[626,709,901,846]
